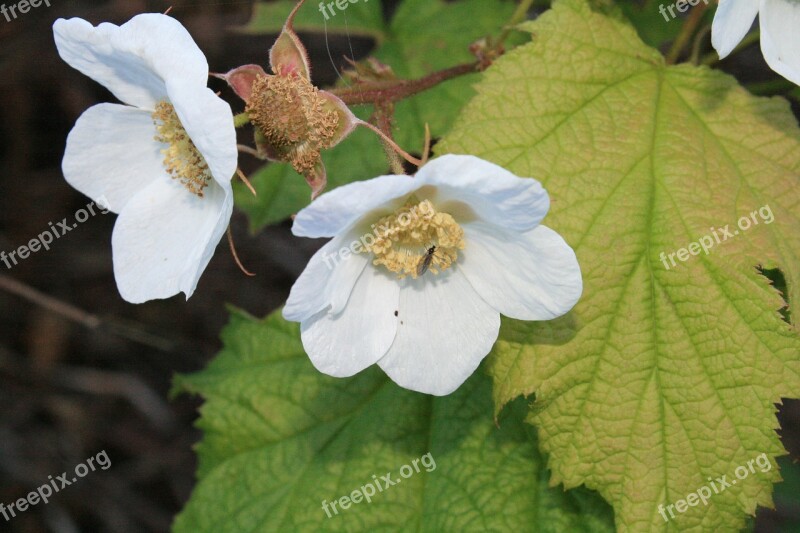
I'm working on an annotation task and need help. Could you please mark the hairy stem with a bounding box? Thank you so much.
[331,62,478,106]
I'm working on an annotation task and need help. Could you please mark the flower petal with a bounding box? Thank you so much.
[53,14,208,110]
[711,0,759,59]
[63,103,163,213]
[168,81,238,188]
[283,229,370,322]
[415,154,550,231]
[111,177,232,303]
[300,266,400,377]
[377,270,500,396]
[759,0,800,85]
[460,222,582,320]
[292,174,420,238]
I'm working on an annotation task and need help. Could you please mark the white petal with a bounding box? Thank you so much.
[759,0,800,85]
[300,266,400,377]
[111,177,232,303]
[283,229,370,322]
[377,270,500,396]
[53,14,208,110]
[168,81,238,188]
[62,103,163,213]
[711,0,759,59]
[292,174,420,238]
[415,154,550,231]
[459,222,582,320]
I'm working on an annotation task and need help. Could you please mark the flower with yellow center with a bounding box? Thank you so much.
[284,155,583,396]
[54,13,237,303]
[363,199,464,279]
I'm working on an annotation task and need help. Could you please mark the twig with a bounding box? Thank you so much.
[666,3,710,64]
[0,274,176,352]
[0,274,100,328]
[331,62,478,105]
[227,226,256,277]
[236,168,257,196]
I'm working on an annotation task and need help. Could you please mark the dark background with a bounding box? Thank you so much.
[0,0,798,531]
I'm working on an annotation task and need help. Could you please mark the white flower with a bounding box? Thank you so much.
[283,155,582,396]
[712,0,800,85]
[53,14,237,303]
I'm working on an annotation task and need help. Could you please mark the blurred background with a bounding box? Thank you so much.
[0,0,798,531]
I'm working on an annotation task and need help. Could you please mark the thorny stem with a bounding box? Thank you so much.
[666,2,710,64]
[331,62,479,106]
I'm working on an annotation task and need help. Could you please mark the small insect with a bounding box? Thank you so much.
[416,245,437,277]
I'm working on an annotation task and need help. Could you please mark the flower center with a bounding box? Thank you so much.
[362,199,465,279]
[152,101,213,197]
[245,74,339,175]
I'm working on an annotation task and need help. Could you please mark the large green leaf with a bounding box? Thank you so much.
[235,0,520,230]
[438,0,800,531]
[173,309,615,532]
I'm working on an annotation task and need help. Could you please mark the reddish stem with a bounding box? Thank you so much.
[331,62,479,105]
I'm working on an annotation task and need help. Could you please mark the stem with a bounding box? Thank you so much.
[498,0,535,45]
[374,103,405,174]
[227,225,256,277]
[745,78,795,95]
[0,274,175,351]
[237,144,265,159]
[701,30,760,66]
[331,62,478,106]
[665,3,709,64]
[689,24,711,65]
[358,120,422,167]
[0,274,101,329]
[234,112,251,128]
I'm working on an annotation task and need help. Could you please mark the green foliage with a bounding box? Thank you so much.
[172,309,615,532]
[438,0,800,530]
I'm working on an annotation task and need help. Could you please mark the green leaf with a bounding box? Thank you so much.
[617,0,684,49]
[236,0,521,231]
[240,0,386,41]
[438,0,800,530]
[173,309,615,532]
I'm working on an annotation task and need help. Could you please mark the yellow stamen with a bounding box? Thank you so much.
[362,199,465,279]
[152,101,213,197]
